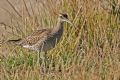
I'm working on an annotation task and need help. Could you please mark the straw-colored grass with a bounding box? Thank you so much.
[0,0,120,80]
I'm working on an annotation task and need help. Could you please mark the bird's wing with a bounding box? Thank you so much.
[19,29,51,46]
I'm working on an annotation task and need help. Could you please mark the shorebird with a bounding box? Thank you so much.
[8,13,73,73]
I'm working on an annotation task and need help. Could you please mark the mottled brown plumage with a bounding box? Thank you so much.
[19,29,51,46]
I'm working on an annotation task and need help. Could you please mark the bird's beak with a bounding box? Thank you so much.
[64,18,73,26]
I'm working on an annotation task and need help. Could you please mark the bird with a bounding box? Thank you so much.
[8,13,73,73]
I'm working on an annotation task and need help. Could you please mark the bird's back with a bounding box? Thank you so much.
[19,29,51,46]
[9,26,63,52]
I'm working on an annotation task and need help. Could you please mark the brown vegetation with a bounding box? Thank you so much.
[0,0,120,80]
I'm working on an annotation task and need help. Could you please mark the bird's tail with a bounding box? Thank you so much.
[8,39,21,45]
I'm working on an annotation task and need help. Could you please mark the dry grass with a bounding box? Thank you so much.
[0,0,120,80]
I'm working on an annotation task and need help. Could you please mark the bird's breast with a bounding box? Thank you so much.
[42,28,63,52]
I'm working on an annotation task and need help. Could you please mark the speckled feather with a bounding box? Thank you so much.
[18,29,51,46]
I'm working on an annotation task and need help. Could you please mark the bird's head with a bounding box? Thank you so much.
[58,13,73,25]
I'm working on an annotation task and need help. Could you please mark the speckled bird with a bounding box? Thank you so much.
[8,13,73,73]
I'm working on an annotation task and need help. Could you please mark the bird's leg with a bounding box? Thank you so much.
[43,51,47,73]
[37,50,40,64]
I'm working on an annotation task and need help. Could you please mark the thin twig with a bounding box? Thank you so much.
[1,7,23,25]
[23,0,31,17]
[6,0,22,18]
[29,0,35,16]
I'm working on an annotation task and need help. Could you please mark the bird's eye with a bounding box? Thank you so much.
[59,15,63,18]
[63,14,68,19]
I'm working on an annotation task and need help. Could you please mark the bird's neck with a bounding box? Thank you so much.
[52,18,64,33]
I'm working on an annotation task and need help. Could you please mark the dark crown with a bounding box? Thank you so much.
[60,13,68,19]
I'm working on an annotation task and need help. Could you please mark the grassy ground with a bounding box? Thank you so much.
[0,0,120,80]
